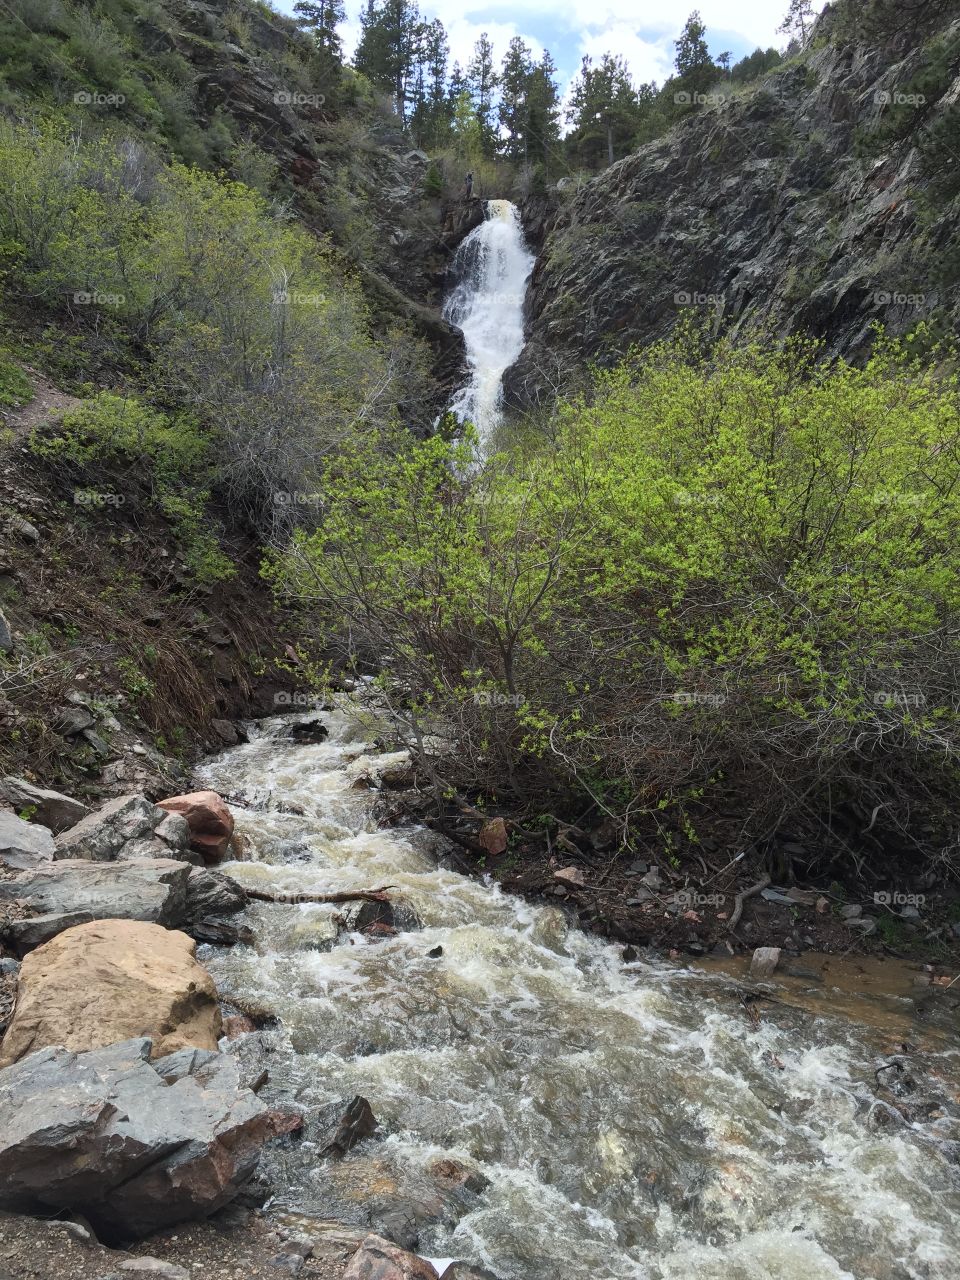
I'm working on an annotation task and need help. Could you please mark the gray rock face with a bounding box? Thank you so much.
[0,857,190,927]
[0,608,11,654]
[0,811,55,870]
[0,1037,298,1240]
[55,793,194,862]
[2,911,98,957]
[0,777,91,834]
[508,17,960,407]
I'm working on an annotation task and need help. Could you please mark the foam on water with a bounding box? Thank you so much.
[197,700,960,1280]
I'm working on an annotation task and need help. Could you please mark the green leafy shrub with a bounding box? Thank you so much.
[270,328,960,863]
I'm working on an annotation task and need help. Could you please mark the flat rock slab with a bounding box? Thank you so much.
[0,1037,298,1239]
[0,918,222,1066]
[0,811,54,870]
[0,858,191,929]
[0,777,91,835]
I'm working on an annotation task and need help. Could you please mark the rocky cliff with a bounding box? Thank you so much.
[509,6,960,406]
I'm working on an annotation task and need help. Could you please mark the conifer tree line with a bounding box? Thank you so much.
[297,3,790,172]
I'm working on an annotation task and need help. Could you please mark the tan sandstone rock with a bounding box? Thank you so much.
[0,919,222,1067]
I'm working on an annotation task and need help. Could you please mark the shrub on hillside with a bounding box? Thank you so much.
[269,328,960,867]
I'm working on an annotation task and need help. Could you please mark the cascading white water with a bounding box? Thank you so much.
[442,200,535,447]
[196,698,960,1280]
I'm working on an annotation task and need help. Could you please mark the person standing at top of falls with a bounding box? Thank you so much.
[463,172,473,200]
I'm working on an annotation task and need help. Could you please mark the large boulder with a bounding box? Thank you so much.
[157,791,234,864]
[0,919,222,1067]
[55,793,195,863]
[439,1268,502,1280]
[343,1235,438,1280]
[0,777,91,834]
[0,1037,300,1239]
[0,811,54,870]
[0,858,191,924]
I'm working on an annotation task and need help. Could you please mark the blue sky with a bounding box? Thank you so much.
[273,0,826,100]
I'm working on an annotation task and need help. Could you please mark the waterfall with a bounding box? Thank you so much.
[442,199,535,447]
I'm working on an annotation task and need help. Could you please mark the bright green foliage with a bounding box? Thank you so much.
[0,117,397,530]
[271,330,960,850]
[31,392,234,583]
[0,354,32,407]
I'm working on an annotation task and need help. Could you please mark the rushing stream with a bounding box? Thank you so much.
[442,200,535,445]
[197,700,960,1280]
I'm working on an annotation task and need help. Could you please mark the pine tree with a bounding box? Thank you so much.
[498,36,535,162]
[466,32,499,156]
[778,0,815,43]
[353,0,421,121]
[674,11,716,96]
[527,50,562,170]
[293,0,345,56]
[566,54,639,169]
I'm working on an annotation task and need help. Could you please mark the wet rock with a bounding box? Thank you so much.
[211,719,243,746]
[427,945,443,958]
[289,720,328,744]
[749,947,781,979]
[342,1234,438,1280]
[0,778,90,834]
[0,1037,295,1239]
[157,790,235,864]
[439,1267,501,1280]
[427,1159,489,1197]
[320,1096,379,1157]
[0,919,222,1067]
[0,859,192,932]
[0,811,54,870]
[184,866,247,919]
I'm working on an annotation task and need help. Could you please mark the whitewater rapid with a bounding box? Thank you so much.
[196,698,960,1280]
[442,200,535,447]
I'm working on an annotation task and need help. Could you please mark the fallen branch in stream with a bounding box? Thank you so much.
[241,886,396,905]
[726,872,771,932]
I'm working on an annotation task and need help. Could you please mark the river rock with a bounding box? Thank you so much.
[0,919,222,1067]
[0,1036,298,1239]
[0,810,54,870]
[0,777,91,833]
[749,946,781,979]
[157,790,234,863]
[0,858,192,934]
[54,793,194,862]
[342,1235,438,1280]
[439,1267,502,1280]
[319,1096,379,1157]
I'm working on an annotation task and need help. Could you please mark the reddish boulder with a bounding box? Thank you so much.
[157,791,234,864]
[343,1235,439,1280]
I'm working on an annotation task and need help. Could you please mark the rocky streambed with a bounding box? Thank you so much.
[1,697,960,1280]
